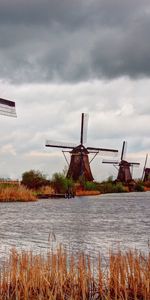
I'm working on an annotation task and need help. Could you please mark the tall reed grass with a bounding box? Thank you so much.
[0,247,149,299]
[37,185,55,195]
[0,185,36,202]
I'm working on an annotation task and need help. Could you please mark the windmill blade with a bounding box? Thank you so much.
[88,149,99,153]
[0,98,17,117]
[142,154,148,180]
[80,113,89,145]
[87,147,118,156]
[129,162,140,167]
[143,154,148,170]
[121,141,127,160]
[83,113,89,144]
[102,159,119,164]
[45,140,77,149]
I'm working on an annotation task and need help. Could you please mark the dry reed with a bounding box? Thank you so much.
[0,185,36,202]
[0,247,149,299]
[38,185,55,195]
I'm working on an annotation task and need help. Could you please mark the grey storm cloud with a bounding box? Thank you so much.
[0,0,150,83]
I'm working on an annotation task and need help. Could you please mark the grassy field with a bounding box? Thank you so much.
[0,185,36,202]
[0,246,149,299]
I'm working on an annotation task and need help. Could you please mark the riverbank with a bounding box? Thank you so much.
[0,246,149,299]
[144,186,150,191]
[0,185,36,202]
[0,182,149,202]
[76,189,101,196]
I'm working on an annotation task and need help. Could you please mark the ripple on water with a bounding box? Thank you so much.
[0,192,150,261]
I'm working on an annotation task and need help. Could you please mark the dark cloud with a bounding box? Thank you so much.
[0,0,150,82]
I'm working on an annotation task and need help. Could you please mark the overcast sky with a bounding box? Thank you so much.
[0,0,150,181]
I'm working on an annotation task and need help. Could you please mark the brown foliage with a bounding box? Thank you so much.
[0,185,36,202]
[0,247,149,299]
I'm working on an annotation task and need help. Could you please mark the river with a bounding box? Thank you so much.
[0,192,150,262]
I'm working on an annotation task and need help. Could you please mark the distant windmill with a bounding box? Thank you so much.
[0,98,17,117]
[142,154,150,182]
[103,141,140,183]
[46,113,118,181]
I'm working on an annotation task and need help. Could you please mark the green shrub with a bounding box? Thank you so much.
[113,182,125,193]
[83,181,97,191]
[22,170,49,190]
[135,180,144,192]
[51,173,75,194]
[107,175,113,183]
[96,181,126,193]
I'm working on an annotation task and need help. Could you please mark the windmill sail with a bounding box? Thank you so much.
[82,113,89,144]
[129,162,140,166]
[121,141,127,160]
[142,154,149,181]
[102,159,119,164]
[45,140,77,149]
[0,98,17,117]
[80,113,89,145]
[87,146,118,156]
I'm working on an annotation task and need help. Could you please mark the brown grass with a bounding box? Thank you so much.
[76,190,100,196]
[38,185,55,195]
[144,187,150,191]
[0,185,36,202]
[0,247,149,299]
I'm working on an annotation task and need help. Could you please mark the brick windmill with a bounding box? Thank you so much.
[0,98,17,117]
[45,113,118,181]
[103,141,140,183]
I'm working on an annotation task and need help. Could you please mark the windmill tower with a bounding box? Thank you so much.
[103,141,140,183]
[142,154,150,182]
[0,98,17,117]
[46,113,118,181]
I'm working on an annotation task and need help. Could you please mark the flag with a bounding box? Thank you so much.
[0,98,17,117]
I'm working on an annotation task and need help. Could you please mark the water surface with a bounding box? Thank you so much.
[0,192,150,261]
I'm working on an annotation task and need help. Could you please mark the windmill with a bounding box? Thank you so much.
[142,154,150,182]
[0,98,17,117]
[0,97,17,178]
[45,113,118,181]
[103,141,140,183]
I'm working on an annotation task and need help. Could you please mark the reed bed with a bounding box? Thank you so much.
[38,185,55,195]
[0,247,149,299]
[0,185,36,202]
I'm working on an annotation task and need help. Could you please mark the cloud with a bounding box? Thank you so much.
[0,144,16,156]
[0,1,150,82]
[0,1,150,181]
[0,77,149,180]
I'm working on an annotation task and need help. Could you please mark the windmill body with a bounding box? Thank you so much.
[46,113,118,182]
[103,141,140,184]
[143,168,150,182]
[67,145,94,181]
[117,160,132,182]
